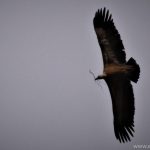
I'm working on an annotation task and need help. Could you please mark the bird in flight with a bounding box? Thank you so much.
[93,8,140,143]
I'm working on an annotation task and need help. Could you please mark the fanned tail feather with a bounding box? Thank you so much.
[126,57,140,83]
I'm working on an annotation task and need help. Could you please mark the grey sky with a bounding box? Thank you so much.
[0,0,150,150]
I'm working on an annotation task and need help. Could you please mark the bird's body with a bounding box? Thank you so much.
[93,8,140,143]
[104,63,134,76]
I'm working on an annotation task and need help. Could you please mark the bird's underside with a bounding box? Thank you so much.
[93,8,140,143]
[95,63,135,80]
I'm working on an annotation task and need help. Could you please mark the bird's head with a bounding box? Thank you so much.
[89,70,106,81]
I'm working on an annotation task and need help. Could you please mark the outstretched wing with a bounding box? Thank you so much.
[105,74,135,143]
[93,8,126,65]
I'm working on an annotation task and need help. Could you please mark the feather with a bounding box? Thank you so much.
[93,8,126,64]
[105,74,135,143]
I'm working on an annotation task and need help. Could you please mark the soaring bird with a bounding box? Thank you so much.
[93,8,140,143]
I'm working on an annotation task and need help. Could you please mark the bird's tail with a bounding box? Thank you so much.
[126,57,140,83]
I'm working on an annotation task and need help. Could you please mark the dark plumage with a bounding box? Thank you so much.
[93,8,140,143]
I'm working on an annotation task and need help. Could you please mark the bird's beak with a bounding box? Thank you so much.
[95,76,100,80]
[95,75,105,80]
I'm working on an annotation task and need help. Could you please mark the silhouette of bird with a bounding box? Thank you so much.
[93,7,140,143]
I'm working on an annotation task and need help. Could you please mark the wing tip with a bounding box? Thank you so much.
[93,7,113,28]
[114,121,135,143]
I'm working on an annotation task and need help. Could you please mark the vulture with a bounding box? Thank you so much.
[93,8,140,143]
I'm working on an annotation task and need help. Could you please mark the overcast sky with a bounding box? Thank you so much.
[0,0,150,150]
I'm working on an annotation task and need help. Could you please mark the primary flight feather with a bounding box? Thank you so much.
[93,8,140,143]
